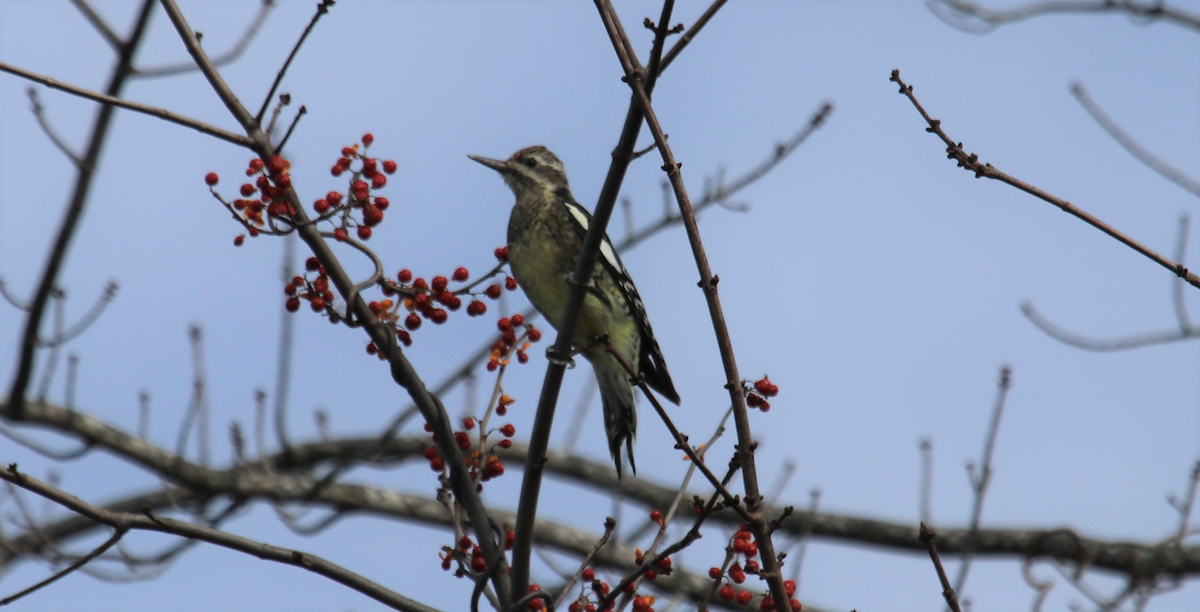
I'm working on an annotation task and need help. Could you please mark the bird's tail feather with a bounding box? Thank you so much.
[596,359,637,478]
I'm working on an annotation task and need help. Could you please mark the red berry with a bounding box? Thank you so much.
[233,235,245,246]
[366,343,378,355]
[467,300,486,316]
[737,590,752,605]
[495,246,509,261]
[498,439,512,449]
[650,509,663,522]
[275,174,292,189]
[413,278,428,290]
[327,191,343,205]
[528,329,542,342]
[502,330,517,345]
[266,155,284,174]
[453,267,469,282]
[455,431,471,450]
[784,580,797,597]
[357,226,372,240]
[397,329,412,346]
[363,204,383,226]
[759,596,774,611]
[248,158,264,173]
[755,376,775,397]
[708,567,722,580]
[790,600,802,611]
[656,556,671,570]
[285,297,300,312]
[498,317,512,332]
[486,360,498,372]
[463,417,476,430]
[362,158,377,174]
[331,164,344,176]
[248,226,260,237]
[310,297,326,312]
[581,568,595,582]
[517,351,529,364]
[510,314,525,326]
[405,313,421,330]
[239,183,255,197]
[485,284,502,299]
[719,586,735,602]
[505,277,518,290]
[644,569,657,580]
[432,276,449,292]
[372,173,387,189]
[362,133,374,146]
[425,446,440,461]
[495,404,506,416]
[747,394,762,407]
[334,228,348,241]
[471,556,487,573]
[397,269,413,283]
[374,196,390,211]
[744,542,758,558]
[505,530,515,550]
[430,456,444,471]
[383,160,398,174]
[204,172,219,186]
[760,401,770,412]
[314,199,330,214]
[499,424,515,437]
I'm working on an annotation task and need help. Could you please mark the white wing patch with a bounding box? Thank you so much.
[562,201,627,278]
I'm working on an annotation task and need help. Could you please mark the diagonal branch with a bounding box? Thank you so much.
[6,0,158,422]
[136,0,275,78]
[594,2,793,610]
[928,0,1200,34]
[890,69,1200,291]
[0,466,441,612]
[1070,83,1200,199]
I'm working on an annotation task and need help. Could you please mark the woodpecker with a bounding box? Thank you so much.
[469,146,680,477]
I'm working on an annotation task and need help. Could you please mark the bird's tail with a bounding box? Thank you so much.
[595,355,637,478]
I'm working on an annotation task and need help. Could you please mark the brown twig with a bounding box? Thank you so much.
[950,366,1012,599]
[136,0,275,78]
[6,0,158,422]
[928,0,1200,34]
[890,69,1200,291]
[255,0,335,123]
[0,525,126,606]
[27,88,82,166]
[1070,83,1200,199]
[596,2,794,610]
[0,465,439,612]
[920,522,965,612]
[510,0,686,595]
[552,517,617,610]
[154,0,512,603]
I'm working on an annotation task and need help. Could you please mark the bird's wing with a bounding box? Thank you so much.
[557,191,680,405]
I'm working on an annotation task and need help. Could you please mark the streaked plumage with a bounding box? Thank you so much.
[469,146,680,476]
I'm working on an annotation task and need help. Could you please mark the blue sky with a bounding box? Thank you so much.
[1,1,1199,611]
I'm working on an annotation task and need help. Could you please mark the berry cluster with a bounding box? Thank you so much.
[488,314,542,371]
[320,134,396,241]
[421,412,515,482]
[745,375,780,412]
[205,154,298,244]
[439,529,516,576]
[709,525,801,611]
[565,566,615,612]
[285,257,336,317]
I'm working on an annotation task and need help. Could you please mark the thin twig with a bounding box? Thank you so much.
[0,465,439,612]
[921,523,965,612]
[920,437,933,525]
[1070,83,1200,199]
[27,88,82,166]
[274,234,296,457]
[6,0,158,422]
[136,0,275,78]
[0,526,126,606]
[68,0,121,50]
[36,281,119,348]
[890,69,1200,290]
[255,0,335,123]
[596,2,793,610]
[1021,301,1200,351]
[950,366,1012,602]
[551,517,617,611]
[0,61,254,149]
[928,0,1200,34]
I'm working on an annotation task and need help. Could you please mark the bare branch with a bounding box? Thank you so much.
[68,0,121,51]
[928,0,1200,34]
[1021,301,1200,351]
[255,0,335,123]
[136,0,275,78]
[1071,83,1200,199]
[890,69,1200,291]
[27,88,82,166]
[920,523,965,612]
[0,466,441,612]
[0,526,125,606]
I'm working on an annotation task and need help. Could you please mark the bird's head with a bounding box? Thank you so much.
[469,146,570,198]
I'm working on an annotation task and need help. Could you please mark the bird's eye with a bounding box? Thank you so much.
[523,158,538,168]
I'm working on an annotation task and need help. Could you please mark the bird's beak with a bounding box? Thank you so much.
[468,154,509,174]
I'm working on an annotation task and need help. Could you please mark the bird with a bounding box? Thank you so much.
[469,146,680,477]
